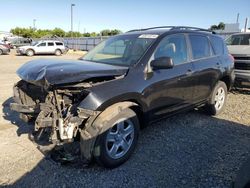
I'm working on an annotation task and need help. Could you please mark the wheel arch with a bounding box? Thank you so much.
[220,75,232,91]
[26,48,35,54]
[55,48,62,53]
[80,100,144,161]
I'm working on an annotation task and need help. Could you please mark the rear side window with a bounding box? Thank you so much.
[189,35,211,59]
[55,42,63,46]
[48,42,54,46]
[210,36,224,55]
[226,34,250,45]
[153,34,188,65]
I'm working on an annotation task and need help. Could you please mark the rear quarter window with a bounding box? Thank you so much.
[210,36,224,55]
[189,35,212,59]
[55,42,63,46]
[48,42,54,46]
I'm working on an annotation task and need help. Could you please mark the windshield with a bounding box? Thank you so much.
[81,34,157,66]
[226,34,250,45]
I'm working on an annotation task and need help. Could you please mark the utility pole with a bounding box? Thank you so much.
[244,18,249,32]
[236,13,239,23]
[71,3,75,38]
[33,19,36,30]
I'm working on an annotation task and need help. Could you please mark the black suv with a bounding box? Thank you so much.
[10,26,234,168]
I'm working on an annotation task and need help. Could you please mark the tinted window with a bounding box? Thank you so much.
[37,42,46,47]
[55,42,63,46]
[226,34,250,45]
[189,35,211,59]
[210,36,224,55]
[153,34,188,65]
[48,42,54,46]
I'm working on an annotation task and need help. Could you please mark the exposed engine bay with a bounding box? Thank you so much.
[11,80,92,144]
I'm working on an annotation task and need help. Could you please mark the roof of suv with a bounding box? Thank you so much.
[39,40,64,43]
[125,26,216,36]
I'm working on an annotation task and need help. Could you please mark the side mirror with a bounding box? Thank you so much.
[151,57,174,70]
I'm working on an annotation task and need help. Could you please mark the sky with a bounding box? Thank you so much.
[0,0,250,33]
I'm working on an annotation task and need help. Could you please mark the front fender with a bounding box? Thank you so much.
[80,101,138,160]
[78,91,147,112]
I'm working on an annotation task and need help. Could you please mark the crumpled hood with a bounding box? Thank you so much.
[17,59,128,88]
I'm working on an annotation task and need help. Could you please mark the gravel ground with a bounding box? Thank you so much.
[0,50,250,187]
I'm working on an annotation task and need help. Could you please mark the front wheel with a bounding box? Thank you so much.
[0,49,3,55]
[206,81,227,116]
[94,108,139,168]
[26,49,34,56]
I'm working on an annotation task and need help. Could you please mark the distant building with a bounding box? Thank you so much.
[224,23,240,32]
[215,23,240,39]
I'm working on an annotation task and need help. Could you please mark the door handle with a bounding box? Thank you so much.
[216,62,221,68]
[186,69,193,76]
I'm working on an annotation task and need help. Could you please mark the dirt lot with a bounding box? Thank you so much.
[0,50,250,187]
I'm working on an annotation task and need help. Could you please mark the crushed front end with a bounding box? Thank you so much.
[10,80,95,148]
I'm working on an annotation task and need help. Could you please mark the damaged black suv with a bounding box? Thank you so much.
[10,26,234,168]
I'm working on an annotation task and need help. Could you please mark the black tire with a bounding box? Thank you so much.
[206,81,227,116]
[55,49,62,56]
[0,49,3,55]
[94,108,139,168]
[26,49,34,56]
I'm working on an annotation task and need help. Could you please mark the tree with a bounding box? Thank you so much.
[209,22,225,31]
[83,32,91,37]
[100,29,122,36]
[100,29,111,36]
[51,28,65,37]
[217,22,225,30]
[65,31,83,37]
[10,27,123,38]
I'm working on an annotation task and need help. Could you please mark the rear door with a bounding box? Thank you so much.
[143,34,196,119]
[47,42,56,53]
[188,34,221,102]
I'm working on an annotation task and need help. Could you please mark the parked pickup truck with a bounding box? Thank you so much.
[227,33,250,87]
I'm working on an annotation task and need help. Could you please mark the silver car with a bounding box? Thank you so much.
[16,40,68,56]
[0,43,10,55]
[226,33,250,87]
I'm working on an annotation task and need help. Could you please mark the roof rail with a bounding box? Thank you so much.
[170,26,216,34]
[127,26,216,34]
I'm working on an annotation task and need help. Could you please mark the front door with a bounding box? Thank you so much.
[35,42,47,54]
[143,34,196,119]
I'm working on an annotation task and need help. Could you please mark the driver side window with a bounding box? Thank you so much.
[37,42,46,47]
[153,34,188,65]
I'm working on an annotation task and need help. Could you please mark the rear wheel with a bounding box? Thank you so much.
[26,49,34,56]
[94,108,139,168]
[0,49,3,55]
[55,49,62,56]
[206,81,227,116]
